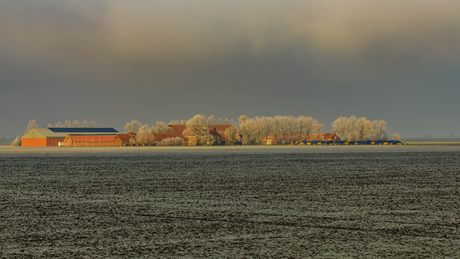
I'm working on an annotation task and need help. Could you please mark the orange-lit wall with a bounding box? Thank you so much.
[22,138,65,146]
[63,137,73,147]
[72,141,114,147]
[21,138,47,147]
[47,138,64,146]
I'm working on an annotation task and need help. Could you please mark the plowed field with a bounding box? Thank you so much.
[1,146,459,257]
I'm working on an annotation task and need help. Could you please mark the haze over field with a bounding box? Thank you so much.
[1,0,459,139]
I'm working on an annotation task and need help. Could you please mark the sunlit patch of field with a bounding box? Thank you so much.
[1,148,460,257]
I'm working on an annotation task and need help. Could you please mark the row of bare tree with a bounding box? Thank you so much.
[124,117,238,135]
[124,114,396,145]
[49,120,103,128]
[331,116,393,141]
[238,115,324,144]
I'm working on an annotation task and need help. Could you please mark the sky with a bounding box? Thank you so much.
[1,0,460,139]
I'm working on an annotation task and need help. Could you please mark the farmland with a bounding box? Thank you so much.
[1,146,459,257]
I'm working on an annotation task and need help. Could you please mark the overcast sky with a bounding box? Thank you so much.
[1,0,459,139]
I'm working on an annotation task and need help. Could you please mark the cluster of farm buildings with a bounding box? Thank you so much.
[20,125,341,147]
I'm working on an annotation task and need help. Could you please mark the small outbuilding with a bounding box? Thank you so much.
[113,133,137,146]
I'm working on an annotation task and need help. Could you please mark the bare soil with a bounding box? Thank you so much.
[1,146,459,258]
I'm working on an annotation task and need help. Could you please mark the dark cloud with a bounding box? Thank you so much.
[1,0,459,138]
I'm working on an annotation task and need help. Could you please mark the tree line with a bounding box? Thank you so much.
[13,115,399,146]
[124,114,397,145]
[331,116,395,141]
[48,120,104,128]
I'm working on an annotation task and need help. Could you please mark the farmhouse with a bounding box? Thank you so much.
[21,127,119,147]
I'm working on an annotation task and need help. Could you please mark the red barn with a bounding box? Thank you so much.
[21,127,119,147]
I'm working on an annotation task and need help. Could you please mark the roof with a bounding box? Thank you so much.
[207,125,232,133]
[115,134,136,141]
[22,128,119,138]
[168,125,186,136]
[153,134,179,141]
[49,127,118,133]
[307,133,340,141]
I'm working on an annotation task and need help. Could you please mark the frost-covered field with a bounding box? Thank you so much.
[1,146,460,257]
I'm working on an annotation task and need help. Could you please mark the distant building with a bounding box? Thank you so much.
[112,133,137,146]
[21,128,119,147]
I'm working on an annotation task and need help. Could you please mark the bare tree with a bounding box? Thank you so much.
[393,133,401,141]
[55,121,63,127]
[331,117,349,140]
[238,116,257,144]
[206,115,215,125]
[72,120,81,127]
[173,137,185,146]
[224,125,240,145]
[261,117,276,143]
[238,115,250,144]
[252,116,275,144]
[63,120,72,128]
[297,116,321,141]
[168,120,180,125]
[355,117,372,141]
[161,138,172,146]
[274,116,290,144]
[180,120,187,125]
[315,122,324,135]
[347,116,358,140]
[129,137,136,146]
[369,120,379,140]
[25,119,39,134]
[218,118,223,125]
[124,120,143,133]
[99,123,104,128]
[11,136,21,146]
[90,121,97,128]
[225,118,229,125]
[138,125,150,134]
[161,137,185,146]
[136,125,154,145]
[152,121,167,134]
[47,123,52,127]
[375,120,389,140]
[183,115,212,145]
[230,119,236,126]
[238,115,248,124]
[201,132,216,145]
[135,133,155,146]
[81,120,88,128]
[252,116,265,144]
[163,127,173,134]
[285,116,299,144]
